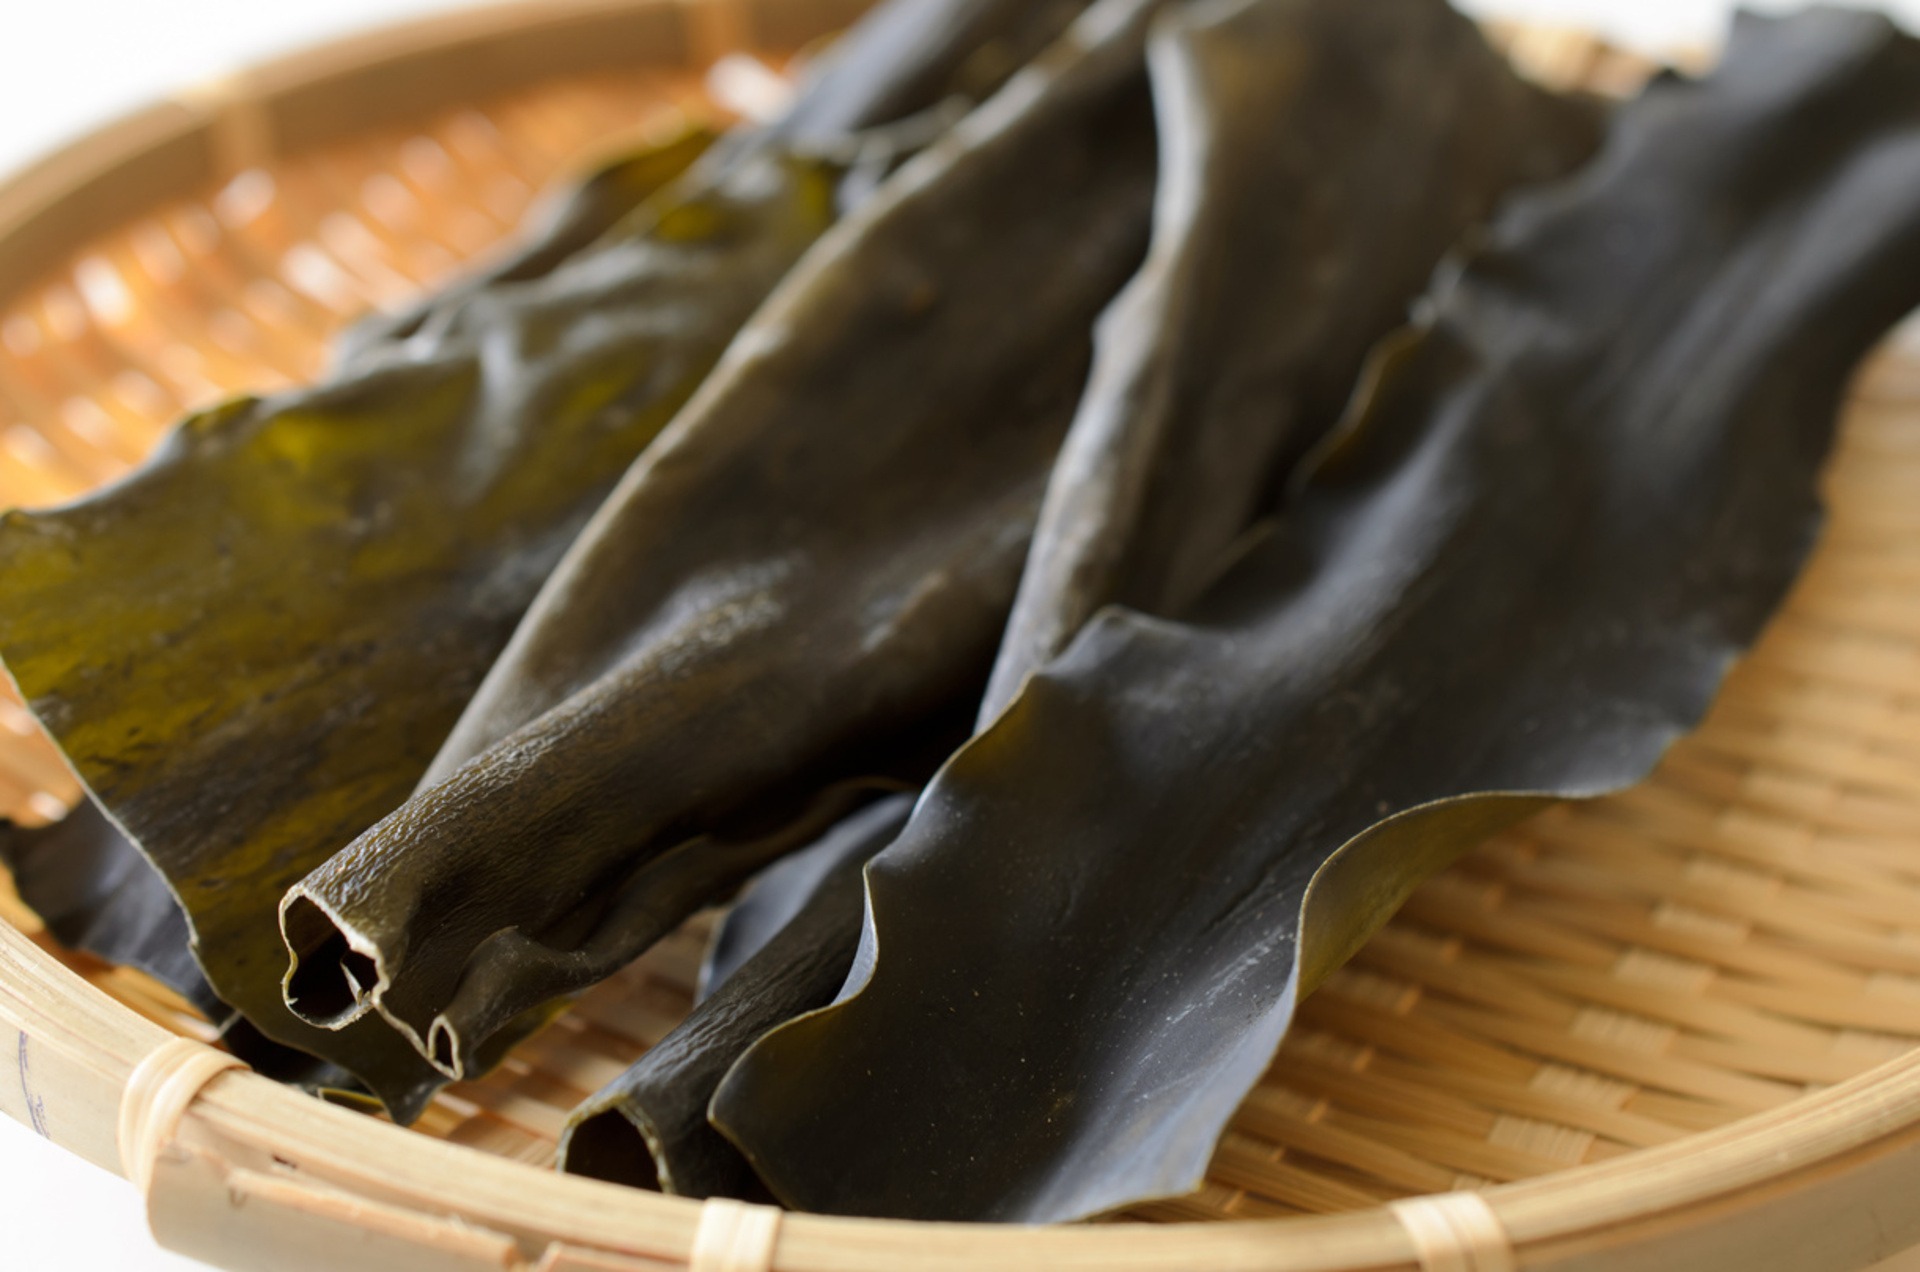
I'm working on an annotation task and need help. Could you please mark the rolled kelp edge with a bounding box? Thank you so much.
[559,1100,669,1192]
[281,889,402,1040]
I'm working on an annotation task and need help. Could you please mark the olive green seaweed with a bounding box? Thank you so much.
[283,0,1173,1082]
[340,0,1099,364]
[711,6,1920,1223]
[0,0,1100,1121]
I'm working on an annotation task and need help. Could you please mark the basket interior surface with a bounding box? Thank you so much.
[1,16,1919,1234]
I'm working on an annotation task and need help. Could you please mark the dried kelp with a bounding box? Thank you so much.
[978,0,1602,719]
[333,128,718,358]
[0,144,828,1118]
[0,801,369,1091]
[0,799,222,1020]
[0,0,1073,1121]
[774,0,1096,149]
[559,794,912,1198]
[695,796,910,1004]
[343,0,1097,360]
[283,0,1172,1081]
[711,8,1920,1222]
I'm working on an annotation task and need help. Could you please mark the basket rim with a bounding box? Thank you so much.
[1,1,1918,1268]
[10,905,1920,1268]
[0,0,839,305]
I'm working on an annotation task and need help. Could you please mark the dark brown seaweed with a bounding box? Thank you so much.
[558,794,912,1197]
[283,0,1172,1080]
[711,7,1920,1222]
[0,0,1071,1121]
[0,802,369,1092]
[978,0,1602,719]
[697,797,913,1005]
[343,0,1098,359]
[0,133,826,1118]
[0,799,222,1021]
[774,0,1096,150]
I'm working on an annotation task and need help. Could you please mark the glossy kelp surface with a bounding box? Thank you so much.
[559,795,912,1198]
[343,0,1098,359]
[978,0,1602,719]
[0,0,1070,1119]
[284,0,1172,1081]
[713,8,1920,1222]
[0,131,832,1118]
[697,799,911,1006]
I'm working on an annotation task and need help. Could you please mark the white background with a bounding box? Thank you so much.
[6,1,1920,1270]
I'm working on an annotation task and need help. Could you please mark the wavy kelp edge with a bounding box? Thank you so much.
[710,8,1920,1221]
[0,796,222,1020]
[0,134,840,1122]
[697,795,917,1004]
[280,0,1167,1081]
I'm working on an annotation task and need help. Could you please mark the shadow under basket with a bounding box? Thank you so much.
[2,3,1919,1270]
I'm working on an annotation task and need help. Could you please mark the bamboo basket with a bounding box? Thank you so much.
[1,2,1919,1269]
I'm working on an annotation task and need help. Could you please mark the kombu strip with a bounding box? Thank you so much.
[0,134,824,1119]
[0,0,1077,1121]
[978,0,1602,719]
[711,8,1920,1223]
[0,799,223,1021]
[0,129,707,1080]
[0,801,368,1090]
[557,795,912,1198]
[557,0,1604,1202]
[282,0,1172,1082]
[341,0,1098,361]
[1,130,706,1092]
[694,799,909,1004]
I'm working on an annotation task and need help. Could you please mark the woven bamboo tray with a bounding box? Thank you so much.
[2,2,1919,1269]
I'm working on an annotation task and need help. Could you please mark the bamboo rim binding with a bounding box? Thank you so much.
[117,1038,249,1194]
[1390,1194,1516,1272]
[0,2,1917,1270]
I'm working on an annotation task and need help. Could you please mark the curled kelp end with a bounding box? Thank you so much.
[711,7,1920,1222]
[0,797,381,1098]
[286,779,890,1076]
[283,0,1165,1081]
[977,0,1604,722]
[559,794,910,1196]
[279,891,384,1033]
[4,0,1077,1119]
[0,136,842,1120]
